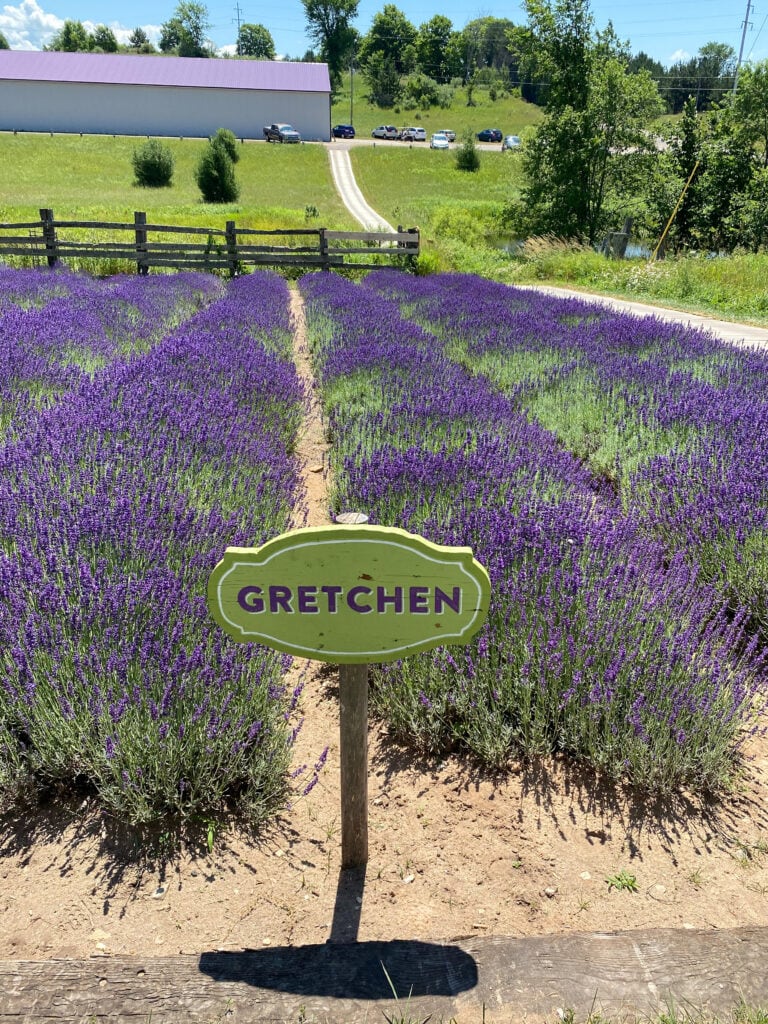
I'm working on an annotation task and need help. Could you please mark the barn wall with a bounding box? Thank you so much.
[0,80,330,141]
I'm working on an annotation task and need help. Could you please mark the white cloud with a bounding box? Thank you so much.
[0,0,161,49]
[668,48,691,64]
[0,0,62,49]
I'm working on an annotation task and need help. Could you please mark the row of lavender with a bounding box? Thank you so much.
[300,270,766,793]
[0,269,307,826]
[0,268,223,443]
[367,271,768,634]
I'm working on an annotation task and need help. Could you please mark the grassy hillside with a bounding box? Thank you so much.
[331,74,544,139]
[0,132,356,229]
[350,144,523,230]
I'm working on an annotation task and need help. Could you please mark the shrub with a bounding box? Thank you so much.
[195,138,240,203]
[132,139,174,188]
[455,131,480,172]
[211,127,240,164]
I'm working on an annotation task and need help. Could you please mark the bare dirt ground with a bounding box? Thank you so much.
[1,288,767,962]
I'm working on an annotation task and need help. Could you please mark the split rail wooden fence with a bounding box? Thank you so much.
[0,209,420,274]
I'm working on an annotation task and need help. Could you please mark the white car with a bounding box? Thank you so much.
[372,125,400,140]
[401,126,426,142]
[430,132,450,150]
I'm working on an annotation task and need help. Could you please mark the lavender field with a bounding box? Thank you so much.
[1,263,767,831]
[0,267,308,826]
[300,270,768,794]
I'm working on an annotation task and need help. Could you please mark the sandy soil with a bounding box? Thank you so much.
[1,288,767,961]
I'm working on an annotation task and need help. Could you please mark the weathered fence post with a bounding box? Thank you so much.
[319,227,329,271]
[225,220,238,278]
[134,211,149,275]
[39,208,58,267]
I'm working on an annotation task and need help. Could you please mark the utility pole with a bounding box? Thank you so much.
[234,1,243,55]
[733,0,753,96]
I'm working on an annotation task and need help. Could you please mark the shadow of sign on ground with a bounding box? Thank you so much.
[198,939,479,1000]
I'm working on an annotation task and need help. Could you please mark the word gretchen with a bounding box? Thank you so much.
[237,583,463,615]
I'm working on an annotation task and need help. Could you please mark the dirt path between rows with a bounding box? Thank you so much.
[1,287,768,968]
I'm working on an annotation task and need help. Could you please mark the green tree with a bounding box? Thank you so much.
[160,2,212,57]
[416,16,456,83]
[358,4,415,76]
[195,136,239,203]
[211,127,240,162]
[727,167,768,250]
[91,25,119,52]
[132,139,175,187]
[301,0,359,90]
[455,130,480,171]
[508,0,663,243]
[237,23,275,59]
[667,95,702,248]
[46,19,91,52]
[734,60,768,168]
[0,31,10,49]
[129,27,149,47]
[365,52,402,107]
[694,105,755,250]
[510,0,595,110]
[128,27,155,52]
[402,72,439,107]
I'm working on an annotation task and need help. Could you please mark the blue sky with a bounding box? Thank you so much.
[2,0,766,67]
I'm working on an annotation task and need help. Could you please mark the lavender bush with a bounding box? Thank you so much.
[366,270,768,636]
[0,270,306,826]
[300,270,767,793]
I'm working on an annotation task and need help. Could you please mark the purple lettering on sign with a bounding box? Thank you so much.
[269,585,293,613]
[435,586,461,614]
[409,587,430,613]
[298,586,319,613]
[347,586,373,613]
[377,586,404,613]
[321,585,343,612]
[237,586,264,613]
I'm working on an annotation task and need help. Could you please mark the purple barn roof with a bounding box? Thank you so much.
[0,50,331,93]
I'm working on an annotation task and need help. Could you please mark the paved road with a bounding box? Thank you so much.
[327,144,395,232]
[518,283,768,350]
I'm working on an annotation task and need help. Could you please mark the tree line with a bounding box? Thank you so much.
[1,0,743,112]
[504,0,768,255]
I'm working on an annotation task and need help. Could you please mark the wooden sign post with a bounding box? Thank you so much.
[208,524,490,868]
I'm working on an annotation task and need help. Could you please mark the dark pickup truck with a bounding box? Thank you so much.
[263,123,302,143]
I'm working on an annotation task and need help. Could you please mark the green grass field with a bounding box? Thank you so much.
[0,131,356,229]
[331,75,544,139]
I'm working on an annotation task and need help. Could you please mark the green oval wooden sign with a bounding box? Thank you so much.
[207,525,491,663]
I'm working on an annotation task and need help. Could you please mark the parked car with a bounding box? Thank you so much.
[332,124,356,139]
[477,128,503,143]
[437,129,456,142]
[263,123,301,143]
[401,126,427,142]
[430,132,450,150]
[501,134,521,151]
[372,125,401,140]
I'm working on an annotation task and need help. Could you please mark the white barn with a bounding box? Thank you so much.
[0,51,332,141]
